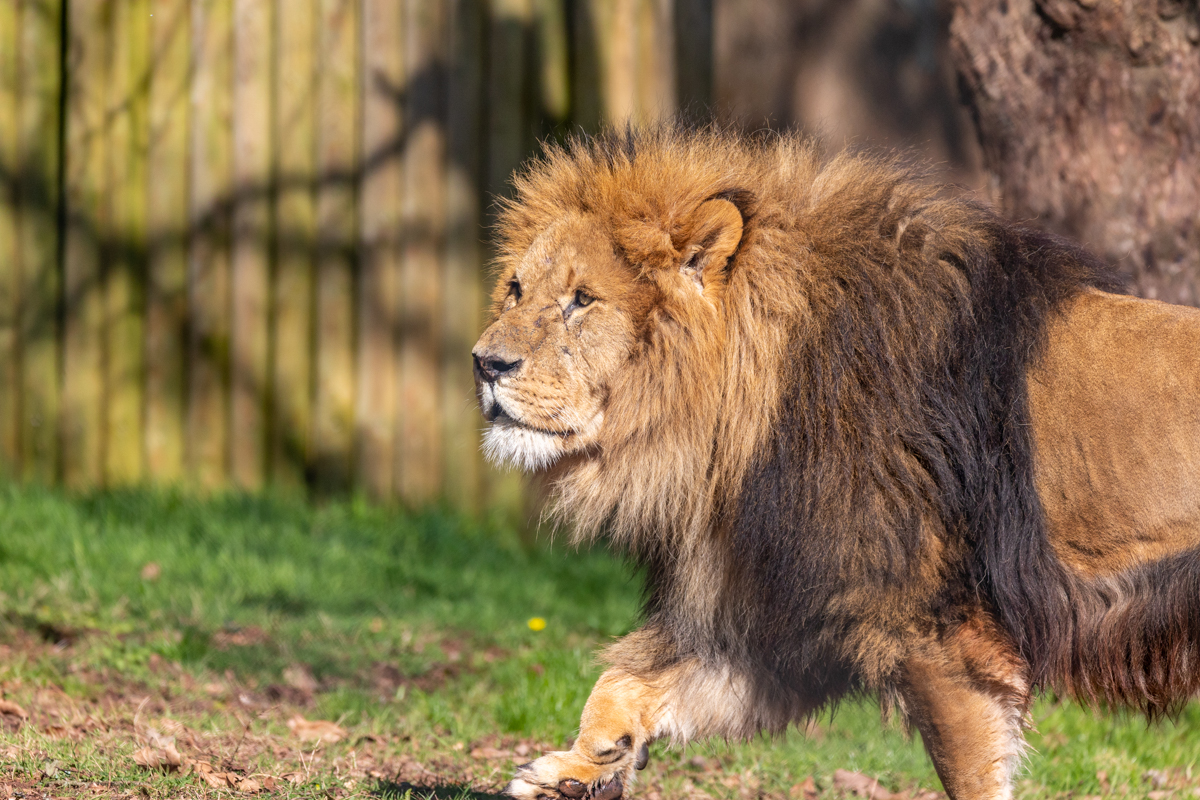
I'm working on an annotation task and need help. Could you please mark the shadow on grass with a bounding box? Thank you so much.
[374,780,507,800]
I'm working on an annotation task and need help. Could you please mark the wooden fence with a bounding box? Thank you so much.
[0,0,712,505]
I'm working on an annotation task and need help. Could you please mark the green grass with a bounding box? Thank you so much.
[1,483,1199,798]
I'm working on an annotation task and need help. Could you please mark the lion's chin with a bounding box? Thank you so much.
[482,418,571,471]
[482,412,603,472]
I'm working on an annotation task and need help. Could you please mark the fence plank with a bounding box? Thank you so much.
[313,0,359,493]
[607,0,636,123]
[398,0,447,505]
[481,0,530,514]
[61,0,110,488]
[16,0,61,484]
[534,0,570,128]
[230,0,272,490]
[271,0,317,491]
[357,0,403,501]
[145,0,191,483]
[105,0,150,485]
[673,0,712,120]
[442,0,484,510]
[569,0,601,130]
[635,0,673,122]
[188,0,233,489]
[485,0,530,211]
[0,0,19,476]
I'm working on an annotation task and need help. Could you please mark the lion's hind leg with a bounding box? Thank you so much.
[898,617,1031,800]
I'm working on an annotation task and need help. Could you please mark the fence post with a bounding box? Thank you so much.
[231,0,273,490]
[357,0,404,502]
[188,0,234,489]
[313,0,359,494]
[270,0,317,491]
[442,0,485,512]
[145,0,192,484]
[16,0,62,485]
[0,0,19,477]
[397,0,447,506]
[105,0,150,486]
[480,0,537,520]
[62,0,111,488]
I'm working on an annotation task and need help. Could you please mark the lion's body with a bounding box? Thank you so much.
[1032,290,1200,576]
[471,128,1200,800]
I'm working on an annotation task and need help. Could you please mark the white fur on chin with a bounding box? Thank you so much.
[482,419,568,471]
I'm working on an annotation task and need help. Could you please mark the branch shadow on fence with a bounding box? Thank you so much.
[0,0,714,510]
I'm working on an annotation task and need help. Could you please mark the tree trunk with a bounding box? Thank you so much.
[950,0,1200,306]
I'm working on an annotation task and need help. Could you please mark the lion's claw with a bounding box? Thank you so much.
[504,774,623,800]
[557,780,587,799]
[590,777,623,800]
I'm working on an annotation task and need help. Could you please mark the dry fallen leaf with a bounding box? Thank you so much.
[790,776,818,800]
[238,777,262,793]
[133,724,185,773]
[286,714,346,743]
[190,760,240,789]
[282,664,319,694]
[0,700,28,719]
[43,724,76,739]
[469,746,512,760]
[132,743,183,772]
[833,769,894,800]
[1144,770,1169,790]
[199,771,236,789]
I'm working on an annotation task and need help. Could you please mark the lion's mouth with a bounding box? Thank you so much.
[488,403,573,438]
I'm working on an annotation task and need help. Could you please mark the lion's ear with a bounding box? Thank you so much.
[678,198,743,297]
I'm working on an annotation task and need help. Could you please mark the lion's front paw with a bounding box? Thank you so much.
[503,746,647,800]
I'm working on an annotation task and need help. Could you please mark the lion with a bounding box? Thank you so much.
[471,127,1200,800]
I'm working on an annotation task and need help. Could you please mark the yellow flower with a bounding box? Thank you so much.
[527,617,547,632]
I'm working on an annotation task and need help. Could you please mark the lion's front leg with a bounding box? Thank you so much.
[505,641,774,800]
[504,668,655,800]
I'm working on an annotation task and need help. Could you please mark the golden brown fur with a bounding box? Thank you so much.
[1029,290,1200,576]
[471,127,1200,800]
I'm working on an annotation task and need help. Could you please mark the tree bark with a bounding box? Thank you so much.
[950,0,1200,306]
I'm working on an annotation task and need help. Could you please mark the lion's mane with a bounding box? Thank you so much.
[496,126,1200,717]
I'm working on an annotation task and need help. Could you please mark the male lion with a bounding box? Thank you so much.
[471,128,1200,800]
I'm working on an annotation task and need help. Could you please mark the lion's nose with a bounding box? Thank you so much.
[473,351,524,383]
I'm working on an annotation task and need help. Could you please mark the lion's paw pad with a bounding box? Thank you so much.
[503,774,623,800]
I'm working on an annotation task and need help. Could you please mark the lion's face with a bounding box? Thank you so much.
[473,200,743,472]
[472,214,652,470]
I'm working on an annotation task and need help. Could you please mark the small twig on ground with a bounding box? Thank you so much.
[224,711,254,769]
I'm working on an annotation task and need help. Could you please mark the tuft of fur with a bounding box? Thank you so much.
[486,124,1200,721]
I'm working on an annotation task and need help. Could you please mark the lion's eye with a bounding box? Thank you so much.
[574,290,595,307]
